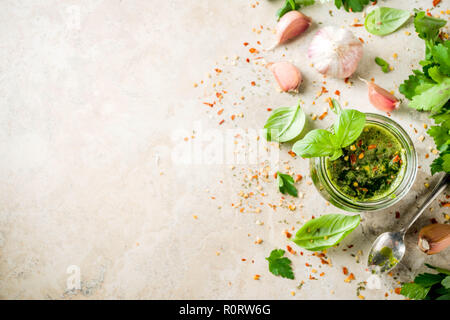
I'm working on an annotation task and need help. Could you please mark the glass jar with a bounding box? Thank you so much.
[310,113,417,212]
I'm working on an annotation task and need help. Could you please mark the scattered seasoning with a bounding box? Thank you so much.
[344,273,355,283]
[253,274,261,280]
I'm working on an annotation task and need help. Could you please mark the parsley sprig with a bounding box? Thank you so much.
[399,11,450,174]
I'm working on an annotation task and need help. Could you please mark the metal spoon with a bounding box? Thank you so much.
[367,173,450,273]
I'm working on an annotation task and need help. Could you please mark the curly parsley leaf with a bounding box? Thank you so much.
[408,77,450,112]
[277,172,298,197]
[266,249,295,279]
[432,42,450,76]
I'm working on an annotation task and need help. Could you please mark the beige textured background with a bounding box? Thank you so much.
[0,0,449,299]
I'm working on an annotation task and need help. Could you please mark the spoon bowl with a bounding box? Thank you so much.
[368,231,405,273]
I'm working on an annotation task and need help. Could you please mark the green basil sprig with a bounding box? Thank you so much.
[292,101,366,160]
[292,214,361,251]
[365,7,411,36]
[263,102,306,142]
[277,172,298,197]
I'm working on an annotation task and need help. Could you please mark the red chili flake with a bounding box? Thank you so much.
[311,215,315,219]
[231,114,236,120]
[392,155,400,163]
[350,154,357,164]
[295,174,303,182]
[251,81,256,86]
[433,0,441,6]
[274,172,277,179]
[372,0,377,5]
[246,58,250,63]
[319,112,328,120]
[426,11,432,16]
[305,263,311,267]
[395,211,400,219]
[284,231,292,239]
[352,24,364,27]
[357,140,362,147]
[300,252,304,256]
[394,288,401,295]
[309,275,317,280]
[215,68,222,73]
[203,102,214,107]
[368,144,377,150]
[441,202,450,207]
[430,218,438,224]
[286,245,296,255]
[257,41,261,45]
[267,108,272,112]
[216,92,223,99]
[344,77,350,84]
[288,150,297,157]
[335,90,340,96]
[320,258,329,265]
[320,272,325,277]
[217,108,224,115]
[249,48,257,54]
[358,37,365,44]
[343,267,349,275]
[219,119,225,125]
[243,42,249,46]
[241,258,246,261]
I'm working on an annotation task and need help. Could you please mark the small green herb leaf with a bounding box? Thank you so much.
[264,103,306,142]
[335,0,376,12]
[400,283,431,300]
[442,276,450,289]
[414,273,446,287]
[277,172,298,197]
[276,0,315,19]
[375,57,390,73]
[365,7,410,36]
[292,214,361,251]
[333,109,366,148]
[408,77,450,113]
[266,249,295,279]
[292,129,339,158]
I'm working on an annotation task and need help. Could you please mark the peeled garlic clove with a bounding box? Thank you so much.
[276,11,312,46]
[308,26,363,79]
[361,78,399,112]
[418,223,450,255]
[268,61,302,92]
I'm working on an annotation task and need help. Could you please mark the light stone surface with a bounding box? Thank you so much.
[0,0,449,300]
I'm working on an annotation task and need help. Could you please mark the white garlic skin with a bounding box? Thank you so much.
[308,26,363,79]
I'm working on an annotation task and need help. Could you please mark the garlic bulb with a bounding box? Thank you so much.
[418,223,450,255]
[360,78,399,112]
[268,61,302,92]
[275,11,312,46]
[308,26,363,79]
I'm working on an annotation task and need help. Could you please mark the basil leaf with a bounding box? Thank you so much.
[365,7,411,36]
[263,103,306,142]
[335,0,376,12]
[292,214,361,251]
[266,249,295,279]
[436,293,450,300]
[425,263,450,275]
[277,172,298,197]
[292,129,339,158]
[333,109,366,148]
[375,57,390,73]
[401,283,431,300]
[442,276,450,289]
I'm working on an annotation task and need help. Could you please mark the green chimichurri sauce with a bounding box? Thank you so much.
[326,124,405,202]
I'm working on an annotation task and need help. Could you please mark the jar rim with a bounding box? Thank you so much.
[312,113,418,212]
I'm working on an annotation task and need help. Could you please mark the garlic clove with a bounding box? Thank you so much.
[418,223,450,255]
[275,11,312,46]
[308,26,363,79]
[360,78,399,112]
[268,61,302,92]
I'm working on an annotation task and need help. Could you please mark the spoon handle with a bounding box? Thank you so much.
[400,173,450,235]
